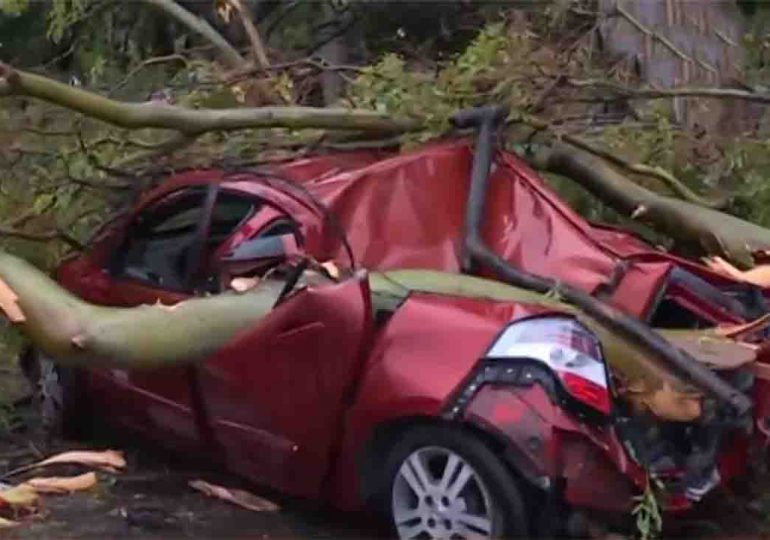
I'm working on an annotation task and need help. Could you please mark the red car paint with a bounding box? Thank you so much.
[55,140,767,522]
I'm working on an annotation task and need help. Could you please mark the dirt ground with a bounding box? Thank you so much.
[0,365,768,539]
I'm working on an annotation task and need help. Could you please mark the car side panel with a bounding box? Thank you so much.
[199,274,372,498]
[329,293,551,509]
[57,210,200,449]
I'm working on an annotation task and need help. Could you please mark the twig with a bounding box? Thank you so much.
[109,54,189,96]
[0,225,81,249]
[566,78,770,105]
[225,57,364,85]
[4,127,76,137]
[614,3,691,62]
[713,28,738,47]
[111,133,199,170]
[528,74,566,113]
[7,196,57,229]
[230,0,270,69]
[141,0,247,69]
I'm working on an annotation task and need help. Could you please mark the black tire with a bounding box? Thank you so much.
[379,424,529,539]
[27,350,91,441]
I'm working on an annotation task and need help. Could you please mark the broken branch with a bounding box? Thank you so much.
[0,63,418,136]
[230,0,270,69]
[141,0,247,69]
[513,113,727,209]
[531,142,770,268]
[0,252,282,368]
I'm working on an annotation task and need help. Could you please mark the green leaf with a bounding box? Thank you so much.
[0,0,30,16]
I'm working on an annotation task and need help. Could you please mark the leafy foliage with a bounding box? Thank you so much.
[632,475,663,540]
[47,0,93,43]
[350,22,535,139]
[0,0,28,16]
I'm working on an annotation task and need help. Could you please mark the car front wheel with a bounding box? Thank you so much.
[383,425,528,539]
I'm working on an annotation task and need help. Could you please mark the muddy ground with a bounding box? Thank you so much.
[0,364,767,539]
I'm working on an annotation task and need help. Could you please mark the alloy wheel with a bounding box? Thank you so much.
[391,446,496,539]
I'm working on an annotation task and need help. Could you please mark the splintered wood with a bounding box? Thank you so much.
[0,277,24,323]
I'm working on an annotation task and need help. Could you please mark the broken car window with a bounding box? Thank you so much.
[114,189,256,291]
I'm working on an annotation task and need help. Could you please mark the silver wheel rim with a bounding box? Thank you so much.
[38,356,63,432]
[392,446,496,539]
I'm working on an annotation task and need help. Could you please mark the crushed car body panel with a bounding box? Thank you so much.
[52,134,770,519]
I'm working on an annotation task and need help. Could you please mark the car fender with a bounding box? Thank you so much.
[327,292,553,509]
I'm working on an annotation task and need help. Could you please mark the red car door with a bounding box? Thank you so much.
[76,186,257,448]
[199,273,373,499]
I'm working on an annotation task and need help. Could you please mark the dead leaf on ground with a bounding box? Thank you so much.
[23,472,97,494]
[0,516,19,528]
[0,484,38,508]
[189,480,280,512]
[16,450,126,476]
[36,450,125,471]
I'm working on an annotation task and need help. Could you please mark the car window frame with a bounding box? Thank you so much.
[106,184,260,293]
[106,185,212,293]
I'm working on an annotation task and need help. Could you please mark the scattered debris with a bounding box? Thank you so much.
[321,261,341,280]
[0,276,24,323]
[24,472,98,494]
[230,276,261,292]
[0,516,19,528]
[189,480,280,512]
[35,450,126,472]
[0,484,38,508]
[3,449,126,479]
[715,312,770,340]
[624,380,703,422]
[0,483,40,525]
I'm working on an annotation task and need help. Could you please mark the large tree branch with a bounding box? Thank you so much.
[142,0,247,69]
[514,113,727,209]
[531,143,770,268]
[0,64,419,135]
[0,252,280,368]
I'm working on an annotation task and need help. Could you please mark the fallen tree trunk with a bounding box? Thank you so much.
[0,253,280,368]
[531,142,770,268]
[0,64,419,136]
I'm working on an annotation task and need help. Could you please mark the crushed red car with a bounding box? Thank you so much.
[23,107,770,538]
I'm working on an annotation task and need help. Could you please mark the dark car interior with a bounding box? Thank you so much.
[649,267,770,331]
[110,187,256,291]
